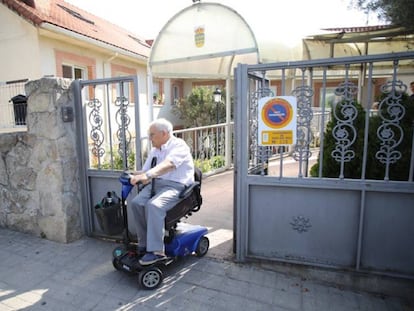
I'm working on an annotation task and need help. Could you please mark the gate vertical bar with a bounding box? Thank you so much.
[361,62,374,180]
[105,83,115,168]
[133,76,142,170]
[356,61,374,270]
[318,68,328,177]
[225,78,232,169]
[235,63,250,262]
[73,80,92,235]
[119,82,128,168]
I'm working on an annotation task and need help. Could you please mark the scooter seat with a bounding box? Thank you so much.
[165,167,203,230]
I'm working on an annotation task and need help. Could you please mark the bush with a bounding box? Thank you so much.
[194,155,225,173]
[210,155,225,169]
[310,92,413,180]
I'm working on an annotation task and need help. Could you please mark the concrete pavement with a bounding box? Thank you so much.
[0,170,413,310]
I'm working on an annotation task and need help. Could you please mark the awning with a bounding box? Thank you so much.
[149,2,259,79]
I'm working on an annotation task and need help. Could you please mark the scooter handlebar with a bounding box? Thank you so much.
[119,171,133,185]
[119,171,134,200]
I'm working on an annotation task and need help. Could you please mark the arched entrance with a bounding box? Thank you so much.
[147,1,260,126]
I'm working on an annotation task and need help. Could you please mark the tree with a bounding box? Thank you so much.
[172,87,226,128]
[352,0,414,30]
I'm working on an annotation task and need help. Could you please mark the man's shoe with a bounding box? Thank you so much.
[137,246,146,256]
[139,252,167,265]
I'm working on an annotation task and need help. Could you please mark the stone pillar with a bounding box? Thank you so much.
[0,77,82,242]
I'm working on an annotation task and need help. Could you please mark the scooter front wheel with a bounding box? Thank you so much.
[139,267,163,290]
[113,258,123,271]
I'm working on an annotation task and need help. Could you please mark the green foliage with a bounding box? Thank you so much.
[310,101,366,178]
[194,159,212,173]
[93,150,135,170]
[210,155,225,169]
[194,155,225,173]
[310,93,413,180]
[352,0,414,30]
[172,87,226,128]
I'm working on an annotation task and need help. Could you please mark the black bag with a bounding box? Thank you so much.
[94,191,124,235]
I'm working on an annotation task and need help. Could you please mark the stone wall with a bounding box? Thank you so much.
[0,77,82,243]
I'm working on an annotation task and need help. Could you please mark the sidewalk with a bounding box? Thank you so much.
[0,169,413,310]
[0,228,412,311]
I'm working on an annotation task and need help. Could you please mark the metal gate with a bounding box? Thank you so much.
[234,51,414,279]
[73,76,142,238]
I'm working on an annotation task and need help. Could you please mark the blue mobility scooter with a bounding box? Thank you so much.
[112,164,209,290]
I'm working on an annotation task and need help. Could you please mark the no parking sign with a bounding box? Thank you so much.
[258,96,297,146]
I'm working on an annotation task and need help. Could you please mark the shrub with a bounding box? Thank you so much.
[194,155,225,173]
[310,92,413,180]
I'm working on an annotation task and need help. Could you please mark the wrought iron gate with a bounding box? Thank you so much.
[234,52,414,279]
[73,76,142,238]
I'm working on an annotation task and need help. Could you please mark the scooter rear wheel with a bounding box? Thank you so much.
[195,236,209,257]
[139,267,163,290]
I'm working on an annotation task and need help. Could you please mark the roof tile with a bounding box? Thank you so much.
[2,0,151,57]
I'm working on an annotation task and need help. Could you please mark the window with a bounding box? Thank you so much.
[171,80,183,105]
[153,79,164,105]
[173,85,179,102]
[114,80,133,104]
[55,50,95,99]
[110,64,136,103]
[62,64,86,79]
[57,4,95,25]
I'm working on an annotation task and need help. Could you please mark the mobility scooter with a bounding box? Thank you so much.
[111,164,209,289]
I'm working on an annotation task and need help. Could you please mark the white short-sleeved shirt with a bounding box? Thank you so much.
[142,136,194,186]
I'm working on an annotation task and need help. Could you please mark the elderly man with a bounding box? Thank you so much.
[130,118,194,265]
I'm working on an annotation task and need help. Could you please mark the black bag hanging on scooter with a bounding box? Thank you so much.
[94,191,124,235]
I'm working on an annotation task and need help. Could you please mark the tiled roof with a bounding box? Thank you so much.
[2,0,151,58]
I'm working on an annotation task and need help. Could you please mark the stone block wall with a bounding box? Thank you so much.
[0,77,82,243]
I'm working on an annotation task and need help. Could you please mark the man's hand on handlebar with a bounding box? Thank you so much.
[129,172,151,186]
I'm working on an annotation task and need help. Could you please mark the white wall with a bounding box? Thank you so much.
[0,4,42,82]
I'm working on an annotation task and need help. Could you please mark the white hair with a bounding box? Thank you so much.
[149,118,173,133]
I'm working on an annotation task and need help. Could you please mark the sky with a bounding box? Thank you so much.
[64,0,383,47]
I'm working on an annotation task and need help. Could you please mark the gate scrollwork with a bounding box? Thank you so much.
[330,77,359,179]
[375,71,406,180]
[88,98,105,159]
[292,82,314,166]
[115,95,132,161]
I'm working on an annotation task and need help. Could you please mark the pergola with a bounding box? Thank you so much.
[303,26,414,60]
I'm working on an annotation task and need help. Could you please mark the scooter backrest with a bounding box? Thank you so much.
[194,167,202,187]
